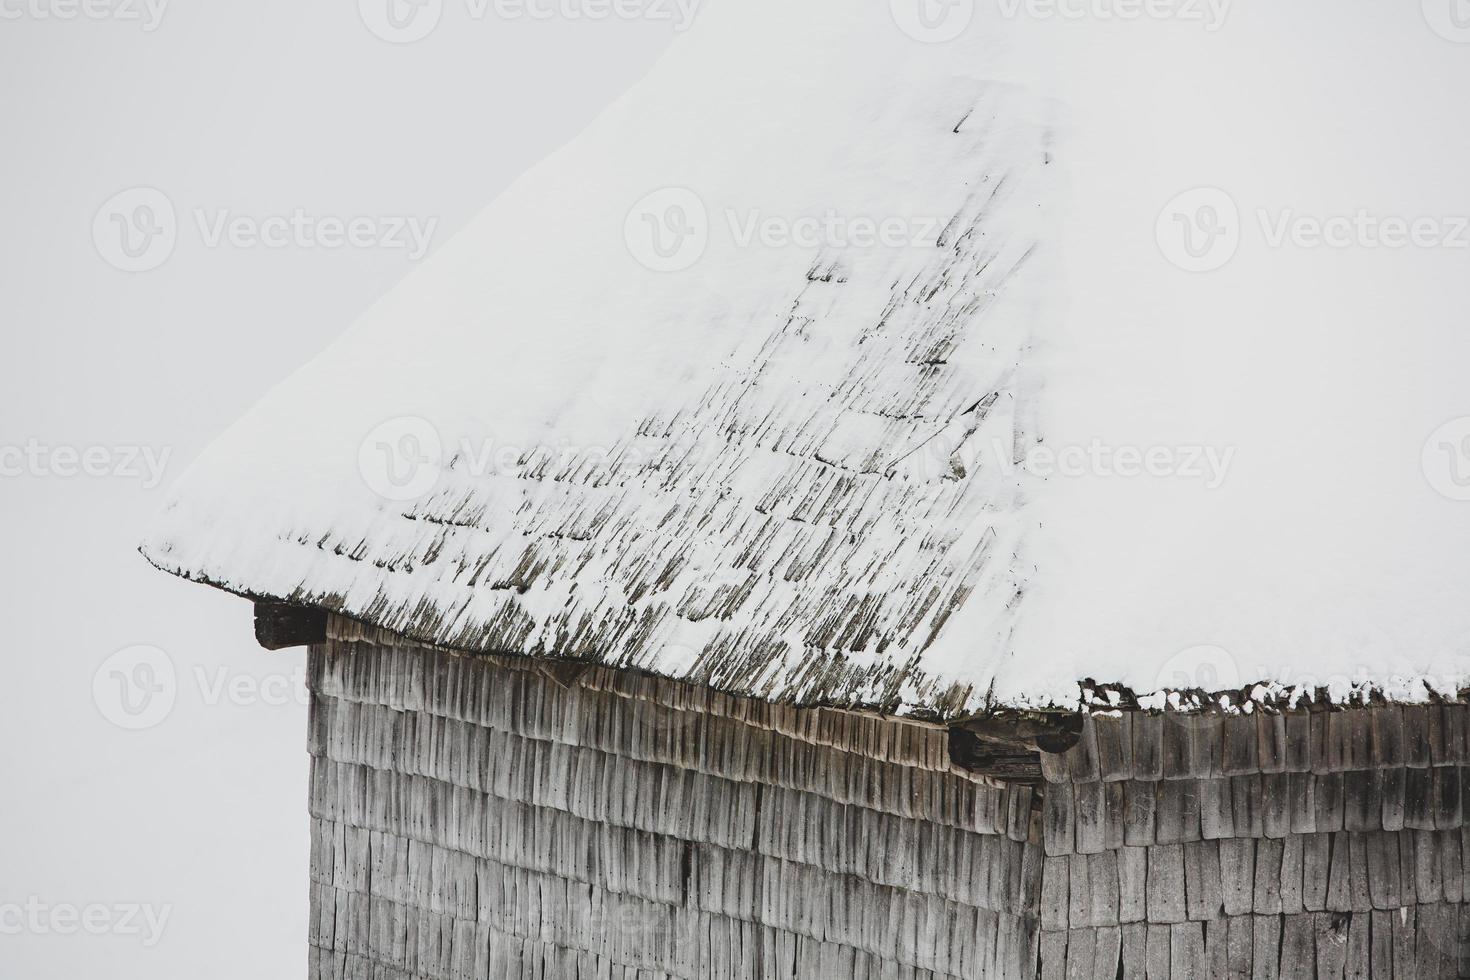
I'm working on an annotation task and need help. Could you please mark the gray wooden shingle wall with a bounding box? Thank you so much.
[1038,710,1470,979]
[306,626,1044,980]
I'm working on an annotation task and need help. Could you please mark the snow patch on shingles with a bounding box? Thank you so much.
[141,9,1059,720]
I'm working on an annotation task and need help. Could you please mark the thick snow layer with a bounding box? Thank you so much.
[143,0,1470,713]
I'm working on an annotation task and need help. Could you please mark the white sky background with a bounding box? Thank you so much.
[0,6,676,978]
[3,1,1470,977]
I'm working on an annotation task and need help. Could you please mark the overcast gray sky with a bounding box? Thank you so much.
[0,6,674,977]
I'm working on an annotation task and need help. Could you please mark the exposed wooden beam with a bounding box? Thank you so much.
[948,709,1084,782]
[254,601,327,651]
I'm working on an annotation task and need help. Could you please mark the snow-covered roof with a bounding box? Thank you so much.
[143,1,1470,717]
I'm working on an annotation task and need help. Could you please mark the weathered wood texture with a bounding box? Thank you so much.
[308,631,1044,979]
[1036,712,1470,979]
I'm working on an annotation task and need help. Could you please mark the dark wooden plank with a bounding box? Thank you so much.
[1343,911,1370,980]
[1262,773,1291,840]
[1368,910,1393,980]
[1326,831,1352,912]
[1093,713,1132,782]
[1440,826,1464,903]
[1145,923,1172,980]
[1009,783,1035,843]
[1404,705,1432,769]
[1301,833,1330,913]
[1253,913,1282,980]
[1284,713,1313,774]
[1069,847,1093,928]
[1104,781,1127,851]
[1204,916,1230,980]
[1220,838,1257,917]
[1258,714,1287,775]
[1133,714,1164,781]
[1371,705,1405,769]
[254,601,328,651]
[1044,781,1076,856]
[1406,766,1436,831]
[1288,771,1316,836]
[1312,711,1338,776]
[1074,781,1106,855]
[1147,843,1187,925]
[1039,930,1068,980]
[1193,716,1224,780]
[1068,719,1101,783]
[1315,912,1349,980]
[1427,704,1449,768]
[1347,832,1371,913]
[1227,915,1254,980]
[1118,845,1147,924]
[1170,921,1205,980]
[1184,840,1224,922]
[1314,773,1345,834]
[1041,855,1071,931]
[1124,780,1157,848]
[1399,828,1420,906]
[1234,774,1266,838]
[1392,903,1417,980]
[1279,914,1316,980]
[1433,765,1462,830]
[1163,716,1195,781]
[1223,714,1259,776]
[1093,925,1122,979]
[1365,831,1401,910]
[1088,850,1121,928]
[1156,778,1202,845]
[1065,926,1096,980]
[1415,828,1443,903]
[1201,778,1236,841]
[1442,703,1467,765]
[1119,922,1147,980]
[1341,770,1378,833]
[1040,744,1070,784]
[1380,766,1407,832]
[1343,711,1373,772]
[1415,902,1446,980]
[1253,838,1284,915]
[1279,834,1305,916]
